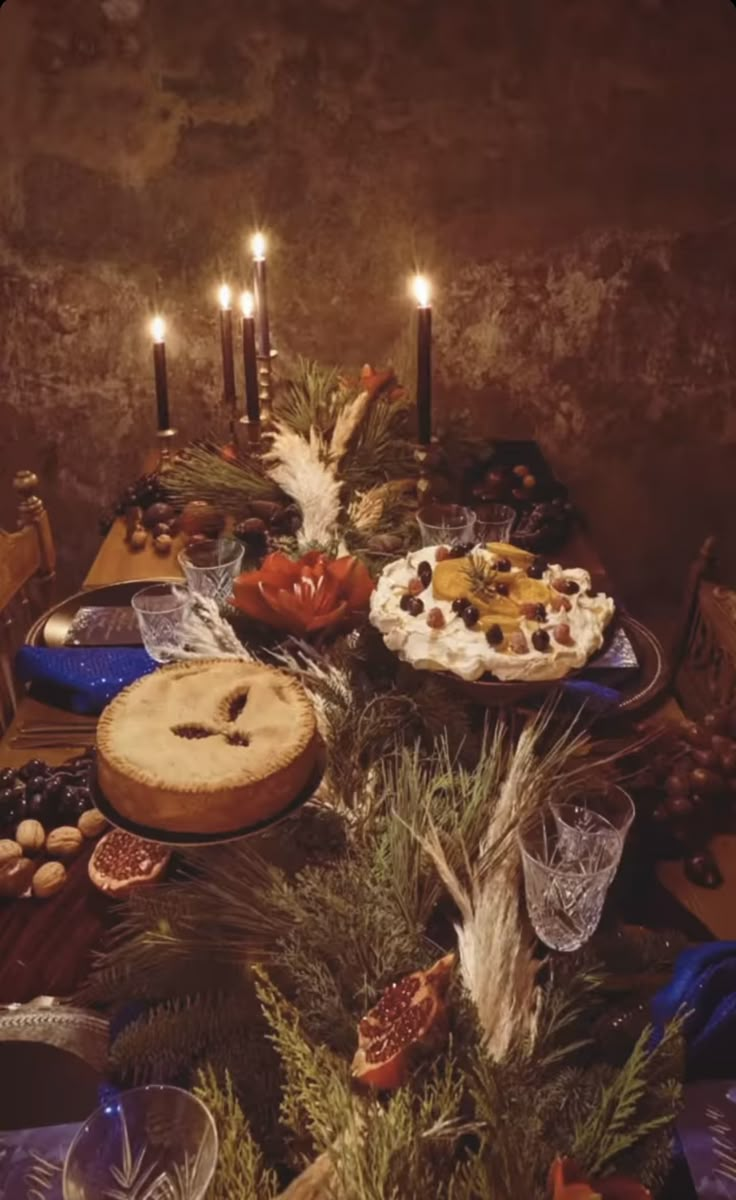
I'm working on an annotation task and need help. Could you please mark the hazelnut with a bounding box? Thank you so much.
[16,819,46,855]
[0,858,35,898]
[153,533,173,554]
[130,528,148,550]
[0,839,22,867]
[46,826,84,860]
[32,861,67,899]
[78,809,108,839]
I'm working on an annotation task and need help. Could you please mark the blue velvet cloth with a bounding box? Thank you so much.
[560,678,622,715]
[15,646,158,714]
[652,942,736,1081]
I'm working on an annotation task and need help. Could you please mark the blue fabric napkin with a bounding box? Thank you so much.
[16,646,158,714]
[652,942,736,1081]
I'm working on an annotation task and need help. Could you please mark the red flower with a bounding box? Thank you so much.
[549,1157,652,1200]
[232,551,374,637]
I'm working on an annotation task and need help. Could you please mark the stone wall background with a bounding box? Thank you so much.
[0,0,735,616]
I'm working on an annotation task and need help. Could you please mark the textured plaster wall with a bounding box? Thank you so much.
[0,0,735,607]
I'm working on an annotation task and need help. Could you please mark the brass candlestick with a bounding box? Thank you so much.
[156,427,177,470]
[257,349,277,419]
[236,415,262,451]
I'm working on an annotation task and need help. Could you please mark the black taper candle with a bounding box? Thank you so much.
[219,303,237,412]
[242,304,260,422]
[253,254,271,360]
[416,303,432,444]
[153,337,170,431]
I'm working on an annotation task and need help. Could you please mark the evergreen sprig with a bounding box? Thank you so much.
[164,442,280,513]
[194,1066,279,1200]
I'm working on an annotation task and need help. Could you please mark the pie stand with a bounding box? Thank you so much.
[0,403,726,1198]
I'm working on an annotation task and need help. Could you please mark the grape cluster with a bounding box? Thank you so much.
[636,708,736,888]
[115,472,169,515]
[0,752,96,836]
[512,498,573,553]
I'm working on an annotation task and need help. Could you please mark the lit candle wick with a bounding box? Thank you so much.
[412,275,431,308]
[218,284,232,311]
[151,316,166,343]
[240,290,255,319]
[251,232,267,262]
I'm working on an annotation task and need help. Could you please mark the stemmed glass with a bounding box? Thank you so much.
[131,584,190,663]
[551,786,635,871]
[518,806,622,952]
[416,504,476,548]
[178,536,244,603]
[474,503,516,544]
[63,1085,218,1200]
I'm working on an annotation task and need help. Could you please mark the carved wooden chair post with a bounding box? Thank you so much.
[0,471,57,731]
[671,536,736,717]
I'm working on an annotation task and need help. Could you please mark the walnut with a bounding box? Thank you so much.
[0,858,35,898]
[46,825,84,860]
[78,809,108,839]
[16,819,46,855]
[32,861,67,899]
[0,839,22,867]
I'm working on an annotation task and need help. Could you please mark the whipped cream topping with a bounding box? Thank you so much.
[369,546,615,683]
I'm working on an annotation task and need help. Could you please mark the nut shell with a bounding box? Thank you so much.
[130,528,148,550]
[78,809,108,839]
[0,857,35,898]
[16,819,46,854]
[46,825,84,860]
[32,861,67,899]
[153,533,173,554]
[0,839,22,867]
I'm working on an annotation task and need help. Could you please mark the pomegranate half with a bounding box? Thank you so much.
[88,828,170,895]
[351,952,455,1089]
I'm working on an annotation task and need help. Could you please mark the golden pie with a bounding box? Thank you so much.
[96,660,319,834]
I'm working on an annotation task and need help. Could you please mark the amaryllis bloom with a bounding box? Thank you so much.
[549,1156,651,1200]
[232,551,374,637]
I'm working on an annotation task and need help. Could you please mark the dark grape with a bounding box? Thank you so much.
[486,624,504,646]
[406,597,424,617]
[703,710,729,734]
[0,787,16,810]
[462,604,480,628]
[75,787,93,811]
[25,791,48,822]
[495,557,511,572]
[399,593,413,612]
[18,759,48,781]
[531,629,551,651]
[690,767,723,796]
[693,749,719,769]
[417,561,433,588]
[495,581,509,596]
[0,768,16,789]
[451,597,469,614]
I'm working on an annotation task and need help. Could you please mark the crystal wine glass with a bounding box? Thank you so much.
[131,584,190,663]
[474,503,516,544]
[551,786,635,870]
[416,504,476,548]
[63,1085,218,1200]
[178,537,244,604]
[518,806,621,953]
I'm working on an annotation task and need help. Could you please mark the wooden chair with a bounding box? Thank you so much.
[671,535,736,717]
[0,470,56,731]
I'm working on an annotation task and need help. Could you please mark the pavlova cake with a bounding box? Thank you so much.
[369,542,615,683]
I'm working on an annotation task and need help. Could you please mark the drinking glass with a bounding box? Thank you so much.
[474,503,516,544]
[178,537,244,603]
[518,806,621,952]
[132,584,190,663]
[63,1085,218,1200]
[552,786,635,870]
[416,504,476,548]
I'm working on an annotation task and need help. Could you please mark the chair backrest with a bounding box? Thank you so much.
[672,536,736,717]
[0,471,56,731]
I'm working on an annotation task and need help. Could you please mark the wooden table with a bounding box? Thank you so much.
[0,523,184,1003]
[1,513,734,1005]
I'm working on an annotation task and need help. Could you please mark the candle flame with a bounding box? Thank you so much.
[251,232,267,261]
[218,283,232,311]
[240,290,255,318]
[412,275,431,308]
[151,316,166,343]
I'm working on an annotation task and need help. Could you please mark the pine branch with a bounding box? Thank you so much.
[164,442,280,513]
[194,1066,279,1200]
[572,1016,685,1178]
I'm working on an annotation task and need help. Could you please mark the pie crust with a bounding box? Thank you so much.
[96,660,319,833]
